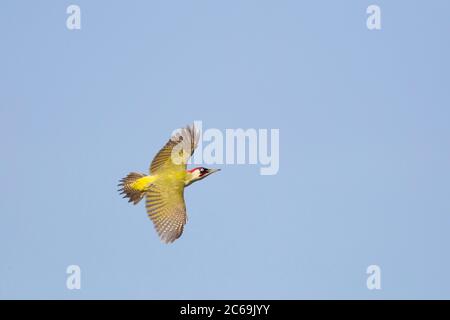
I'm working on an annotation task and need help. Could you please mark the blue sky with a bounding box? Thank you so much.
[1,1,449,299]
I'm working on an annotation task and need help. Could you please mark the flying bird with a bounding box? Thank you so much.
[118,124,220,243]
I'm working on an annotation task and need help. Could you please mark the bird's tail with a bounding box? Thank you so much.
[118,172,146,205]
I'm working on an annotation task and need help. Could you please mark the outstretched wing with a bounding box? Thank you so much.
[149,124,199,174]
[145,180,187,243]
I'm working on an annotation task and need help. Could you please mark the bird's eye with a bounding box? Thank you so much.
[200,168,204,172]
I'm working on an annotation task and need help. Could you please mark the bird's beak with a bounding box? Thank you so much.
[208,168,221,175]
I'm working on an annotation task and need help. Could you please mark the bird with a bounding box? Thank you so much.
[118,124,220,243]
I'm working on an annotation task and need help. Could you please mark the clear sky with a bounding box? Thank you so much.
[1,1,449,299]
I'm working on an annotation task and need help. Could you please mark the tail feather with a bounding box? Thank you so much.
[118,172,146,205]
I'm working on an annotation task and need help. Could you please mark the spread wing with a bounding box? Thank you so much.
[149,124,199,174]
[145,180,187,243]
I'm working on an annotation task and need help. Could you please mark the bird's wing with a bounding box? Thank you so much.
[145,180,187,243]
[149,124,199,174]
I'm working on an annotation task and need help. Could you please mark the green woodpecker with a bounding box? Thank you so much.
[118,124,220,243]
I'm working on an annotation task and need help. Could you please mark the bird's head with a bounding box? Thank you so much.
[186,167,220,186]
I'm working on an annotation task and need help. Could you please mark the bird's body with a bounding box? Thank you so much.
[118,124,220,243]
[130,170,202,191]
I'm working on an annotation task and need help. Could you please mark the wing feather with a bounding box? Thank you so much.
[145,181,187,243]
[149,124,199,174]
